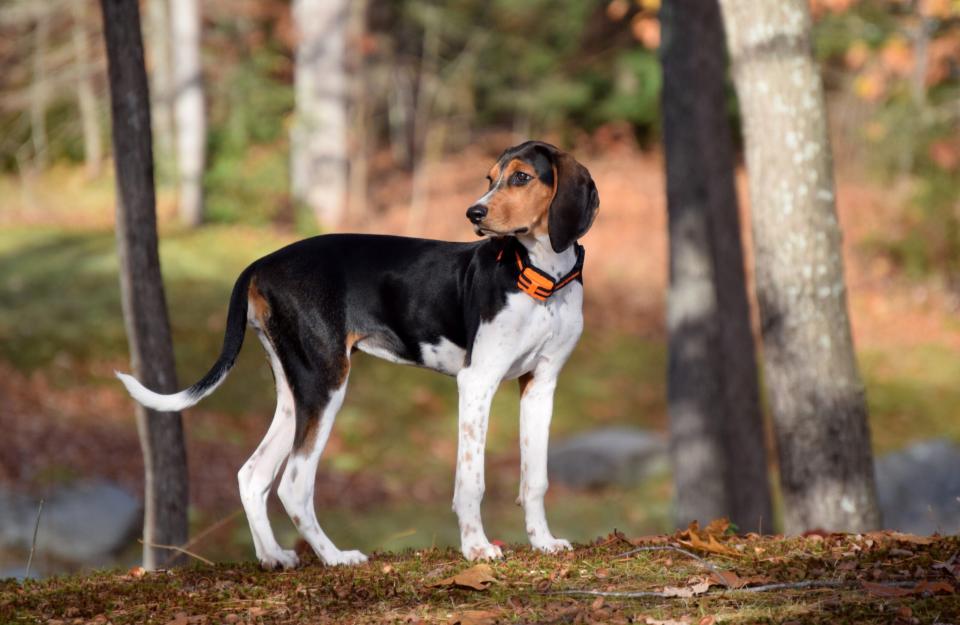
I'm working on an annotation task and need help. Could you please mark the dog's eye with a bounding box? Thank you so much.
[511,172,532,186]
[486,175,493,190]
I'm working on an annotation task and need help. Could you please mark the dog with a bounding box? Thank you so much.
[117,140,599,569]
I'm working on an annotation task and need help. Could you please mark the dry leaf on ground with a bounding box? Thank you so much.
[660,578,712,598]
[710,570,772,589]
[448,609,500,625]
[428,564,497,591]
[645,616,692,625]
[862,580,956,598]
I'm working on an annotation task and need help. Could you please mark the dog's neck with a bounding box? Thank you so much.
[517,233,578,279]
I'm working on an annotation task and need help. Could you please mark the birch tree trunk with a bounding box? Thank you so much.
[291,0,349,228]
[31,10,50,170]
[170,0,205,226]
[146,0,175,164]
[661,0,772,533]
[718,0,880,533]
[72,0,102,178]
[99,0,189,569]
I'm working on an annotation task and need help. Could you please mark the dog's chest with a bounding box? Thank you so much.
[472,286,583,379]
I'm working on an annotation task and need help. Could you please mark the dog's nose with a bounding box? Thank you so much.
[466,204,488,224]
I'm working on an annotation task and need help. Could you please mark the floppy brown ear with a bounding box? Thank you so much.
[547,151,599,253]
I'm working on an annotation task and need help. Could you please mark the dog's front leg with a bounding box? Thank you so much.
[519,369,572,553]
[454,368,502,561]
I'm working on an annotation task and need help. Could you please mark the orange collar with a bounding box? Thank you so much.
[497,242,585,302]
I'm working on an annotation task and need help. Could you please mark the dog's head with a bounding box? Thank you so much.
[465,141,599,252]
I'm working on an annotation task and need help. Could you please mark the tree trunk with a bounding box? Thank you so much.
[99,0,189,569]
[661,0,772,533]
[30,10,50,170]
[146,0,175,164]
[346,0,369,222]
[718,0,881,533]
[72,0,102,178]
[291,0,349,228]
[170,0,205,226]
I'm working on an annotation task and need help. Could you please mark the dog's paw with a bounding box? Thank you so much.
[463,542,504,561]
[324,549,369,566]
[259,549,299,570]
[532,537,573,554]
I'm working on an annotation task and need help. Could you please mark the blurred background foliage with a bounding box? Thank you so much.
[2,0,957,281]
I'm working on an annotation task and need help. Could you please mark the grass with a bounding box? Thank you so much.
[3,529,959,624]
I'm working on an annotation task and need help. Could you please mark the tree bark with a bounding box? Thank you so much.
[291,0,349,228]
[146,0,175,164]
[30,9,50,170]
[718,0,880,533]
[661,0,772,533]
[170,0,205,226]
[99,0,189,569]
[72,0,102,178]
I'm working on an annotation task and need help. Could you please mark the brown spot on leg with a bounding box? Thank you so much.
[518,372,534,398]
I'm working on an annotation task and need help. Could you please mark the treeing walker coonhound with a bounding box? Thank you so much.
[117,140,600,569]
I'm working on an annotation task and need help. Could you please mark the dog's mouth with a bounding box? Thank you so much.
[474,226,529,237]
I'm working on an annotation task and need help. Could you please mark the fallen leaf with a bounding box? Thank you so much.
[448,610,500,625]
[630,534,670,545]
[703,518,730,537]
[862,580,955,597]
[428,564,497,591]
[678,532,739,557]
[645,617,691,625]
[888,532,937,545]
[661,578,712,598]
[710,570,772,589]
[698,617,716,625]
[914,580,955,595]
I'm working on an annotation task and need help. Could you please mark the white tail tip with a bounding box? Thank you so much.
[115,370,198,412]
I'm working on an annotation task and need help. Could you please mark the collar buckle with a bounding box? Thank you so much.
[517,267,555,301]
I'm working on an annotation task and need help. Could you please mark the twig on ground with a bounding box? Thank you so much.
[181,508,243,552]
[138,539,214,566]
[615,544,730,587]
[546,579,923,599]
[24,498,44,580]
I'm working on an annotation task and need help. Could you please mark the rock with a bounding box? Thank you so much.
[0,480,141,564]
[0,565,40,581]
[876,438,960,535]
[548,427,668,489]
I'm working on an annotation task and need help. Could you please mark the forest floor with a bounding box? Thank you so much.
[4,523,960,624]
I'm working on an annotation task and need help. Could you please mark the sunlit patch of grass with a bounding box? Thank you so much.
[860,345,960,452]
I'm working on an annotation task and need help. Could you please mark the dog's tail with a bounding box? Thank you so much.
[116,265,255,413]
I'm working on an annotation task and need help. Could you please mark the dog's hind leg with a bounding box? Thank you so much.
[237,330,299,570]
[277,370,367,566]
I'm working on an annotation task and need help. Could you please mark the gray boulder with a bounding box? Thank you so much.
[876,438,960,535]
[548,427,668,489]
[0,480,141,564]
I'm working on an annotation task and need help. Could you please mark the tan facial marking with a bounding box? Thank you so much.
[481,158,556,236]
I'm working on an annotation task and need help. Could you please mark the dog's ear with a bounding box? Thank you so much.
[546,150,599,253]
